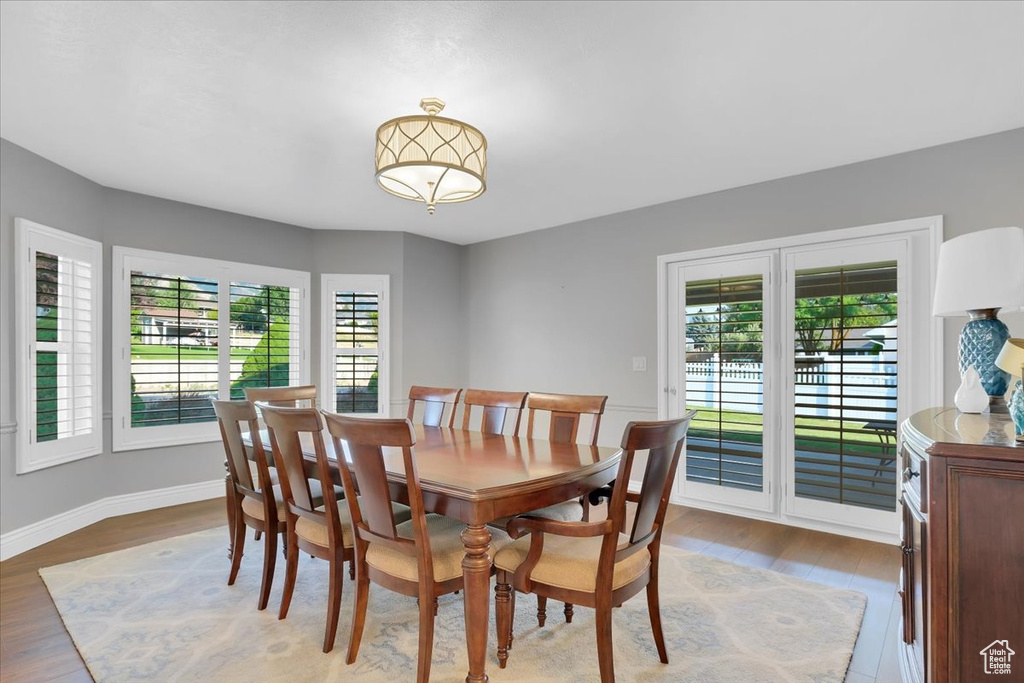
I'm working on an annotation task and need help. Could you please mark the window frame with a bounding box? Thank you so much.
[14,218,104,473]
[320,274,390,417]
[112,247,310,452]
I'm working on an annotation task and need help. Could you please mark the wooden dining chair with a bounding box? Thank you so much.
[323,413,510,683]
[493,411,697,682]
[406,385,462,428]
[259,404,411,653]
[244,384,317,408]
[242,385,319,540]
[525,392,608,447]
[460,389,528,435]
[521,391,610,625]
[213,399,283,611]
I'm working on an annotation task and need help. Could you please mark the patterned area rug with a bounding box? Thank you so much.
[39,527,865,682]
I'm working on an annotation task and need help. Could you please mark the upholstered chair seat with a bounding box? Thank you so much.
[239,480,346,522]
[366,514,511,583]
[494,532,650,593]
[489,500,584,531]
[295,500,412,549]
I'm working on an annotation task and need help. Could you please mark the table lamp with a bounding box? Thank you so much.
[933,226,1024,412]
[995,338,1024,442]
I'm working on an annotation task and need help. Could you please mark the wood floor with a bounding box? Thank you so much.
[0,500,902,683]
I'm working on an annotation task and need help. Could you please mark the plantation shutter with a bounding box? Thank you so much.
[684,274,765,491]
[33,251,96,443]
[129,272,219,426]
[792,262,898,511]
[228,282,302,398]
[16,219,103,473]
[334,291,380,413]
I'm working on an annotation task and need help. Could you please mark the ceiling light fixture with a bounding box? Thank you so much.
[374,98,487,215]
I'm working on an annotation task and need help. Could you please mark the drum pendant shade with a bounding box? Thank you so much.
[375,98,487,215]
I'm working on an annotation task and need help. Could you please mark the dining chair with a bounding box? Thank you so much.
[493,411,697,682]
[406,385,462,428]
[242,385,319,540]
[213,399,283,611]
[520,391,610,625]
[244,384,318,407]
[259,404,411,653]
[460,389,528,435]
[323,413,511,682]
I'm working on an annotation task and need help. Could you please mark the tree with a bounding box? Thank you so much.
[794,294,896,356]
[231,285,290,333]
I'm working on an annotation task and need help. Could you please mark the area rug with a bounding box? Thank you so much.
[39,527,865,682]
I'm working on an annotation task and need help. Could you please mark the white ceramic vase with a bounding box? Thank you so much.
[954,366,990,414]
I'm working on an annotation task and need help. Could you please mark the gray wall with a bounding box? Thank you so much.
[3,129,1022,535]
[0,139,465,533]
[464,129,1024,445]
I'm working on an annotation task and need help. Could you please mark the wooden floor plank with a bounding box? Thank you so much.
[0,498,900,682]
[846,542,902,677]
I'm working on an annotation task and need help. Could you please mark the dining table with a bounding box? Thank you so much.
[241,423,622,682]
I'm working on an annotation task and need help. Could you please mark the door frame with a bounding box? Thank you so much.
[656,216,943,544]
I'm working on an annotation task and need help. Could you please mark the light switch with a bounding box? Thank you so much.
[632,356,647,372]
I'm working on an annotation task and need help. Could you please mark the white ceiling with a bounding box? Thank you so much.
[1,1,1022,245]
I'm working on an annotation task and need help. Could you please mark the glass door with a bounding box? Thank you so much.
[667,254,776,513]
[781,240,906,532]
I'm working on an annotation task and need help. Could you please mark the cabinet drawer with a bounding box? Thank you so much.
[901,446,926,513]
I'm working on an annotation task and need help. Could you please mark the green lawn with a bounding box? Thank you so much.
[688,405,894,453]
[131,344,252,360]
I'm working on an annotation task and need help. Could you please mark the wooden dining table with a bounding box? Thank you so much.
[243,424,622,682]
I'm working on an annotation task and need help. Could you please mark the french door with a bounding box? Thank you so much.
[781,239,906,532]
[666,253,777,514]
[659,218,940,540]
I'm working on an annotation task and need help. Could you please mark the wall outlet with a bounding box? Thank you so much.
[632,356,647,372]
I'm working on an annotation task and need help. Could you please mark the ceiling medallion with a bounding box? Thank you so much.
[375,98,487,215]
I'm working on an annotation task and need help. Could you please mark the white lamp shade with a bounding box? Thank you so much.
[995,338,1024,377]
[932,226,1024,316]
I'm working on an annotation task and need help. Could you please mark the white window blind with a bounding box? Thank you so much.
[792,262,899,512]
[684,274,765,492]
[113,248,309,451]
[15,219,103,473]
[321,274,389,416]
[228,282,302,399]
[130,272,219,427]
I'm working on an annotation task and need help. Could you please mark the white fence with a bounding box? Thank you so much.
[686,354,897,422]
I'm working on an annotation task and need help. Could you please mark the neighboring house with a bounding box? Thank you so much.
[135,307,219,346]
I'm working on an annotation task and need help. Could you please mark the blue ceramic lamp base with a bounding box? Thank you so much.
[960,309,1011,413]
[1009,380,1024,442]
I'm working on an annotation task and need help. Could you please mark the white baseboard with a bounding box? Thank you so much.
[664,493,900,546]
[0,479,223,562]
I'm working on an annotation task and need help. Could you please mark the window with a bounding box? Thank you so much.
[660,216,940,541]
[113,248,309,451]
[320,274,389,416]
[14,219,103,473]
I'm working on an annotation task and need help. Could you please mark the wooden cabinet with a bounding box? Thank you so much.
[899,408,1023,683]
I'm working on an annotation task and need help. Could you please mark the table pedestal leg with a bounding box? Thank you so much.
[462,524,492,683]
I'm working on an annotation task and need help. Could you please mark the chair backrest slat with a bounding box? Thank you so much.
[525,392,608,445]
[461,389,528,435]
[212,399,265,493]
[258,405,345,544]
[244,385,317,407]
[407,386,462,428]
[324,414,428,565]
[607,412,696,559]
